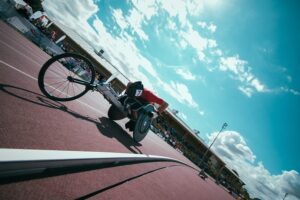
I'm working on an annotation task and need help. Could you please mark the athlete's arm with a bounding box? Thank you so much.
[141,89,168,114]
[157,101,168,114]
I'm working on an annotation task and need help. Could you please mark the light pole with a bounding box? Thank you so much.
[199,122,228,177]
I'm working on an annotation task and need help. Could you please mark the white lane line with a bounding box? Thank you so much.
[0,59,106,115]
[0,39,42,67]
[0,31,47,62]
[0,59,37,80]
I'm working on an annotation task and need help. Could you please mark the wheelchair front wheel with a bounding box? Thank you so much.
[38,53,96,101]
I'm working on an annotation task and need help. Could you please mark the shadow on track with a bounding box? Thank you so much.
[75,164,181,200]
[97,117,142,154]
[0,83,142,154]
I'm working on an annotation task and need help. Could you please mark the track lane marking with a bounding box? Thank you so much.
[0,28,49,62]
[0,39,42,67]
[0,59,37,80]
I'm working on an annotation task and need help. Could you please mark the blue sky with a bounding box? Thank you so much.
[43,0,300,199]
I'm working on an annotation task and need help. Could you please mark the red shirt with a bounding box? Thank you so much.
[140,88,164,105]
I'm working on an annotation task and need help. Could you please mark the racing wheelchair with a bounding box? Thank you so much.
[38,53,156,142]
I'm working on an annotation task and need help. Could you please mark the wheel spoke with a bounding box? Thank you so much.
[47,81,67,96]
[38,53,95,101]
[47,79,68,86]
[71,82,76,98]
[57,81,70,98]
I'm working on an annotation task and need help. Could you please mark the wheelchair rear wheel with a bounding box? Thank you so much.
[133,112,152,142]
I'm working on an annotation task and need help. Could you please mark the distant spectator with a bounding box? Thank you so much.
[95,73,106,84]
[50,30,56,41]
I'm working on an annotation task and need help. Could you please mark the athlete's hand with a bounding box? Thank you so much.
[157,102,168,114]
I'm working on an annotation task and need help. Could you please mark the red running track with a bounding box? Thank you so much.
[0,21,234,200]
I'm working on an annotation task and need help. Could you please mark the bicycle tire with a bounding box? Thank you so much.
[38,53,96,101]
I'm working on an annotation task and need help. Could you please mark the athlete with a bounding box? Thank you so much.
[124,81,168,131]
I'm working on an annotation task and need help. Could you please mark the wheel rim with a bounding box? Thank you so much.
[133,114,151,142]
[42,55,94,100]
[138,116,151,133]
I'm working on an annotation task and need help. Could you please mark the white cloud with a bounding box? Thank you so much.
[175,68,196,80]
[43,0,98,28]
[110,0,169,42]
[202,0,224,9]
[159,0,188,26]
[220,56,247,75]
[197,21,207,28]
[178,112,187,120]
[186,0,205,16]
[213,49,223,56]
[276,87,300,96]
[209,131,256,162]
[126,8,149,41]
[208,39,217,48]
[179,39,188,49]
[159,80,198,108]
[198,110,205,116]
[197,21,217,33]
[238,86,254,97]
[159,0,225,24]
[131,0,158,20]
[112,9,128,30]
[179,22,217,61]
[220,56,299,97]
[219,55,267,97]
[208,131,300,200]
[167,18,177,30]
[250,78,265,92]
[290,89,300,96]
[125,0,160,41]
[207,23,217,33]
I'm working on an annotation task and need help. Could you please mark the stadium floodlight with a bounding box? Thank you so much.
[198,122,228,178]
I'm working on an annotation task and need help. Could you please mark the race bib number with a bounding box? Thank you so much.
[135,89,143,97]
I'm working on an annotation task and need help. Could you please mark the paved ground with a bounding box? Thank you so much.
[0,21,234,200]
